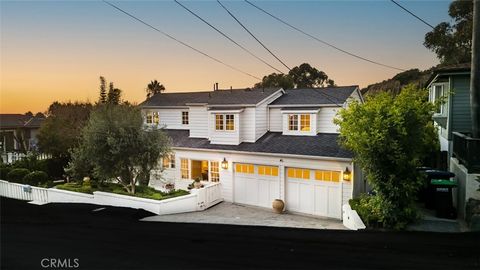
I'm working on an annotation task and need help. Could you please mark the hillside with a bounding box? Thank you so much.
[361,67,435,96]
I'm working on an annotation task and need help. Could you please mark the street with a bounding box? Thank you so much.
[1,197,479,270]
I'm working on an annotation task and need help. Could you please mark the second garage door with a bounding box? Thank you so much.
[286,168,342,219]
[234,163,280,208]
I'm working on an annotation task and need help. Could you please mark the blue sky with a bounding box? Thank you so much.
[1,0,452,113]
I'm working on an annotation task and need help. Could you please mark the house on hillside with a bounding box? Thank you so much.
[139,86,364,219]
[0,113,45,154]
[426,63,480,218]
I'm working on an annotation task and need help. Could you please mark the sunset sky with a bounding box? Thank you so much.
[1,0,451,114]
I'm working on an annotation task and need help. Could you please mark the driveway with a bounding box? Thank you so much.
[144,202,347,230]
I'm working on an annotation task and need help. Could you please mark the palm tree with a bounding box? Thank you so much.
[146,80,166,98]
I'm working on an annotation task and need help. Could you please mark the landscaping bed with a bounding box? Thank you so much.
[55,182,189,201]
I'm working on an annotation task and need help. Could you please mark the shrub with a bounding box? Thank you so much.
[6,168,30,183]
[0,166,12,180]
[56,182,93,194]
[22,171,49,186]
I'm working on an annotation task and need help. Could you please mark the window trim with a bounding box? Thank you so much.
[431,84,446,115]
[182,111,189,125]
[288,114,311,132]
[162,154,175,169]
[215,114,235,131]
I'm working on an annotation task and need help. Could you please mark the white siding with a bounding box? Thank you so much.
[317,107,339,134]
[240,108,256,142]
[255,103,268,140]
[209,113,241,145]
[189,106,208,138]
[143,108,189,130]
[268,108,282,132]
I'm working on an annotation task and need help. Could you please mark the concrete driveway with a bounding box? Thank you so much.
[142,202,346,230]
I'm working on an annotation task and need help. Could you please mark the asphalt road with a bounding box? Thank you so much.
[1,197,479,270]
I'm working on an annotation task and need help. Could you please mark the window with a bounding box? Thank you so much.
[210,161,219,182]
[287,168,310,179]
[258,166,279,176]
[288,115,298,131]
[182,111,189,125]
[146,112,153,124]
[162,154,175,169]
[235,163,254,174]
[181,159,189,179]
[153,112,159,124]
[215,115,224,131]
[315,170,340,182]
[288,114,311,132]
[215,114,235,131]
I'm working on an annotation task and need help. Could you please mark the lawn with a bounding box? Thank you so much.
[55,182,189,201]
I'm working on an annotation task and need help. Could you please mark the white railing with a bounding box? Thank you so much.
[191,182,223,210]
[0,152,50,164]
[0,180,49,202]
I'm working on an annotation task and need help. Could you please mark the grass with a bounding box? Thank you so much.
[55,182,189,201]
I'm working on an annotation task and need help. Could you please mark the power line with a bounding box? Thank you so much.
[103,1,261,80]
[217,0,292,72]
[244,0,407,72]
[390,0,435,29]
[174,0,285,74]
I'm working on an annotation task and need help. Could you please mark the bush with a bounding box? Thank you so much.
[0,166,12,180]
[6,168,30,183]
[22,171,49,186]
[56,182,93,194]
[12,155,48,172]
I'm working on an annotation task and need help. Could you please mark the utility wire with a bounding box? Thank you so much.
[390,0,435,29]
[244,0,407,72]
[174,0,285,74]
[217,0,292,72]
[103,1,261,80]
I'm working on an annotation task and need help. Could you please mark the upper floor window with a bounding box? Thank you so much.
[182,111,189,125]
[146,112,159,124]
[288,114,311,132]
[431,85,444,114]
[215,114,235,131]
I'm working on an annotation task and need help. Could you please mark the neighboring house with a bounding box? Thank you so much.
[140,86,363,219]
[427,63,480,218]
[0,113,45,153]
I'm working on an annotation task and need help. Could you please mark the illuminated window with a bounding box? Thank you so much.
[162,154,175,169]
[181,159,189,179]
[287,168,310,179]
[146,112,153,124]
[288,115,298,131]
[182,111,189,125]
[235,163,254,174]
[153,112,159,124]
[300,114,310,131]
[210,161,219,182]
[258,166,279,176]
[215,115,224,130]
[315,170,341,182]
[226,115,234,130]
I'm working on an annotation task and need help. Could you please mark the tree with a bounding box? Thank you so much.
[253,63,334,89]
[424,0,473,65]
[70,104,171,194]
[334,85,439,229]
[37,101,93,158]
[107,82,122,105]
[99,76,107,103]
[146,80,166,98]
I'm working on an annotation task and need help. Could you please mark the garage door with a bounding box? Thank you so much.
[286,168,342,219]
[234,163,280,208]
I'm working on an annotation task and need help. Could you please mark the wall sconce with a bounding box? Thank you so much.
[221,158,228,170]
[343,167,351,181]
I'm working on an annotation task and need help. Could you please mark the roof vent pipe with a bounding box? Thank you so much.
[215,82,219,91]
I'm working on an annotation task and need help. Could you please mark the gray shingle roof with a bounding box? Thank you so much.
[0,114,45,129]
[163,129,352,159]
[270,86,358,106]
[140,88,281,107]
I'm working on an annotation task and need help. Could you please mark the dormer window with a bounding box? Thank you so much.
[215,114,235,131]
[288,114,310,132]
[146,112,159,124]
[182,111,189,125]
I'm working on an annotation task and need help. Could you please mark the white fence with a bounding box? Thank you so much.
[342,204,366,230]
[0,180,223,215]
[0,152,50,164]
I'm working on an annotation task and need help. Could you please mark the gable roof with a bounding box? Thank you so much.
[426,63,471,86]
[140,88,281,107]
[269,86,359,106]
[163,129,352,159]
[0,114,45,129]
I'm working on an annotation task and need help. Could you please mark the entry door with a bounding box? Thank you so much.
[234,163,280,208]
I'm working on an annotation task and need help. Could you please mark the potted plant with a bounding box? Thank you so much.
[272,199,285,214]
[193,177,203,189]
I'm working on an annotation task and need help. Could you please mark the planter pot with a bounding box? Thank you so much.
[193,181,202,189]
[272,199,285,214]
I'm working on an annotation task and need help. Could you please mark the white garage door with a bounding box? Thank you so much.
[234,163,280,208]
[286,168,342,219]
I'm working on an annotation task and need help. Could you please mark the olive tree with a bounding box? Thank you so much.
[334,85,439,229]
[70,104,170,194]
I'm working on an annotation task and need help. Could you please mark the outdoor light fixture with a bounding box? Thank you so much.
[343,167,351,181]
[221,158,228,170]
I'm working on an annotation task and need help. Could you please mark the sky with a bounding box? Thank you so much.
[1,0,452,114]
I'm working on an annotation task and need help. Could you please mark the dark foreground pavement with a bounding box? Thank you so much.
[1,197,479,270]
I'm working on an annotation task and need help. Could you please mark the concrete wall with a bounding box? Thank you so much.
[450,157,480,218]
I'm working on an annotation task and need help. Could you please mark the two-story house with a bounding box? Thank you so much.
[140,86,363,219]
